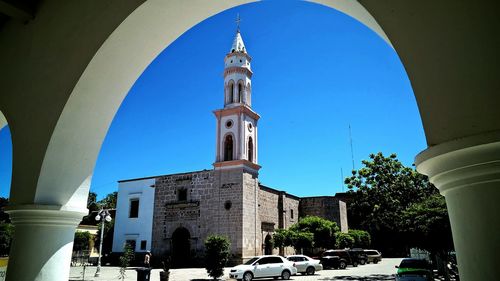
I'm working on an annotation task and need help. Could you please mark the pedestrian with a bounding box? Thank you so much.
[144,251,152,268]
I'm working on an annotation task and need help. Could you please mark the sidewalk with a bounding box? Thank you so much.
[69,266,223,281]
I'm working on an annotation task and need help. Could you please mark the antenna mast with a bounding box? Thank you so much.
[349,124,355,171]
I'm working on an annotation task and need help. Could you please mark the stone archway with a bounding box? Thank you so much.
[171,227,191,268]
[264,234,273,255]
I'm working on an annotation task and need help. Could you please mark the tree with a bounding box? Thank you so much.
[272,228,314,253]
[95,219,115,256]
[73,231,92,252]
[87,191,99,213]
[348,229,371,248]
[335,232,354,249]
[402,194,453,252]
[205,235,230,280]
[345,152,440,255]
[0,198,12,256]
[272,228,294,249]
[292,231,314,253]
[0,223,13,256]
[402,194,454,279]
[118,243,135,280]
[0,197,9,223]
[289,216,338,249]
[98,192,118,209]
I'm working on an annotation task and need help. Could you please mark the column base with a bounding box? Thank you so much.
[5,205,87,281]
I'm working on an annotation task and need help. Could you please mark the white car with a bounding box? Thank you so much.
[229,255,297,281]
[286,255,323,275]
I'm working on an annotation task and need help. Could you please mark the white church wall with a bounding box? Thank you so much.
[112,178,155,253]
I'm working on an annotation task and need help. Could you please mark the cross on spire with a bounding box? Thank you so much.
[236,13,241,32]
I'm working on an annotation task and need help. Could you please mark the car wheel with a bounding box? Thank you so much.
[306,266,315,275]
[360,259,366,265]
[243,272,253,281]
[339,261,347,269]
[281,270,291,280]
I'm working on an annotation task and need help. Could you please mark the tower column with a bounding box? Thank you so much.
[416,132,500,281]
[5,206,86,281]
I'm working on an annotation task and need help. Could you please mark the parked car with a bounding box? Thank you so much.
[395,258,433,281]
[320,249,357,269]
[348,248,368,265]
[286,254,323,275]
[229,255,297,281]
[364,249,382,264]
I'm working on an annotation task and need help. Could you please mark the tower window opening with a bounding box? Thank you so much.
[248,137,254,162]
[238,83,243,103]
[224,135,234,161]
[228,82,234,103]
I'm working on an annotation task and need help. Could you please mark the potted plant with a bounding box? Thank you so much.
[160,258,170,281]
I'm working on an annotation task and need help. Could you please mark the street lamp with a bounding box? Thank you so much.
[95,209,112,277]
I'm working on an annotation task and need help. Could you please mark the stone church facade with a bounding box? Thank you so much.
[113,28,347,265]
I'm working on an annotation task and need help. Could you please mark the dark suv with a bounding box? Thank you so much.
[320,250,357,269]
[349,248,368,265]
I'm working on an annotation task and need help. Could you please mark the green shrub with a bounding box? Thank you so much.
[335,232,354,249]
[205,235,230,280]
[118,243,135,280]
[348,229,371,248]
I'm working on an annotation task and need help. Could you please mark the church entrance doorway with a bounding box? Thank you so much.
[264,234,273,255]
[171,227,191,268]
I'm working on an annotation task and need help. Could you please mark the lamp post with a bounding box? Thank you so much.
[95,209,112,277]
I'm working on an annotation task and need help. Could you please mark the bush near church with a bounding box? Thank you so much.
[335,232,355,249]
[205,235,230,280]
[348,229,371,248]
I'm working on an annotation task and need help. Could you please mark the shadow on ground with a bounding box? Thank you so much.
[317,274,395,281]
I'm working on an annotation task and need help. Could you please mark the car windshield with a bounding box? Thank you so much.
[400,259,429,269]
[244,257,259,265]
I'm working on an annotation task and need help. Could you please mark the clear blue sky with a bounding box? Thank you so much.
[0,1,426,200]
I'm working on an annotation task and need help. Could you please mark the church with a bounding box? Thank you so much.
[112,27,348,266]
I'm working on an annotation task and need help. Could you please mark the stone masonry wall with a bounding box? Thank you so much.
[299,196,349,232]
[212,168,245,261]
[152,170,215,258]
[242,171,259,259]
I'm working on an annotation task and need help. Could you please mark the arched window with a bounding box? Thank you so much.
[248,136,254,162]
[228,81,235,104]
[224,135,233,161]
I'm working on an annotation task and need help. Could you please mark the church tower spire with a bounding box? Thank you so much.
[213,21,260,173]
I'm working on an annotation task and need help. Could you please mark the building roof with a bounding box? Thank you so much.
[117,169,211,183]
[259,183,301,200]
[230,31,246,53]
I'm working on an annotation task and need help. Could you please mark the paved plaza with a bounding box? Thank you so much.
[69,258,403,281]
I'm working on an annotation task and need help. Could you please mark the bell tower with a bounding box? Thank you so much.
[213,23,260,173]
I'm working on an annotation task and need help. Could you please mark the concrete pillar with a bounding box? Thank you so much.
[416,132,500,281]
[5,206,86,281]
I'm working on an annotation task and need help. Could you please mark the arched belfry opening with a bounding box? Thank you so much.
[238,81,244,103]
[227,81,234,104]
[224,135,233,161]
[248,137,254,162]
[171,227,191,268]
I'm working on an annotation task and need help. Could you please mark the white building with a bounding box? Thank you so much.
[112,178,155,253]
